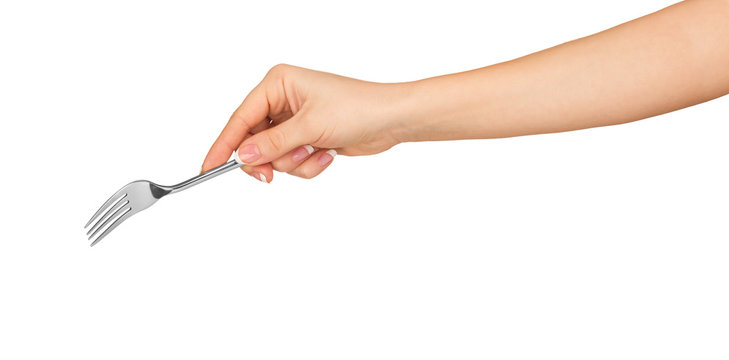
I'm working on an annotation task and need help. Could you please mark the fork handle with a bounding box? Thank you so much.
[169,159,242,194]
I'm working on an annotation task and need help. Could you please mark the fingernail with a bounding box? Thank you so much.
[237,144,261,163]
[292,145,315,162]
[251,173,268,183]
[318,149,337,166]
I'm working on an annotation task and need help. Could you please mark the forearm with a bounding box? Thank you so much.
[396,0,729,142]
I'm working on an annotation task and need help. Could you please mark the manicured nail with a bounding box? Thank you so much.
[318,149,337,166]
[251,172,268,183]
[292,145,315,162]
[237,144,261,163]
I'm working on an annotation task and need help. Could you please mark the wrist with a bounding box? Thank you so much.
[387,73,479,143]
[385,79,435,143]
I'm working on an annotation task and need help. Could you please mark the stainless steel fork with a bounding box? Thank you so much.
[84,157,244,246]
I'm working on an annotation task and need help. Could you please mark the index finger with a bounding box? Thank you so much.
[201,84,270,172]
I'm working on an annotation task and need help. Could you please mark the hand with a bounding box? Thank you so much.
[201,64,410,182]
[203,0,729,184]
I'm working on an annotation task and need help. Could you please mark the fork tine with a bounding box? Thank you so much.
[86,198,129,236]
[85,191,128,228]
[87,203,130,240]
[90,208,132,247]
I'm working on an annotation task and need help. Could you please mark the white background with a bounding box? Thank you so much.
[1,0,727,359]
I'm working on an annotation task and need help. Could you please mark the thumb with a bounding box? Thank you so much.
[234,116,313,166]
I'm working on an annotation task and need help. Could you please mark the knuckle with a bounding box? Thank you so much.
[267,63,290,78]
[266,128,287,153]
[271,159,292,173]
[298,116,327,144]
[299,169,316,179]
[312,127,333,148]
[299,115,317,132]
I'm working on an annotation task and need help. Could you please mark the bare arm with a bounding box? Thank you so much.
[400,0,729,141]
[202,0,729,182]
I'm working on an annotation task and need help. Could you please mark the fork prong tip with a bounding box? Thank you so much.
[85,192,128,228]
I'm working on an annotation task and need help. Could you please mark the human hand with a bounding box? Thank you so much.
[204,0,729,185]
[201,64,411,182]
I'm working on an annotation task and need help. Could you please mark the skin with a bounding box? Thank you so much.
[202,0,729,183]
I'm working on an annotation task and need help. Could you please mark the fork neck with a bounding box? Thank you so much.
[169,160,242,194]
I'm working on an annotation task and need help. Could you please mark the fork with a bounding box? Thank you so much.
[84,154,245,246]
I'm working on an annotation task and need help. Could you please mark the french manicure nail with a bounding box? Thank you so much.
[318,149,337,166]
[292,145,315,162]
[258,173,268,183]
[237,144,261,163]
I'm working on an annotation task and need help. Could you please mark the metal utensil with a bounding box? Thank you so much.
[84,156,244,246]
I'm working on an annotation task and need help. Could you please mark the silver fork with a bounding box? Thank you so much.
[84,156,244,246]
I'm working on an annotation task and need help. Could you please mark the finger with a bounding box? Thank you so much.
[235,113,315,166]
[201,84,269,172]
[237,132,273,183]
[240,163,274,183]
[271,145,316,173]
[249,118,271,135]
[288,149,337,179]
